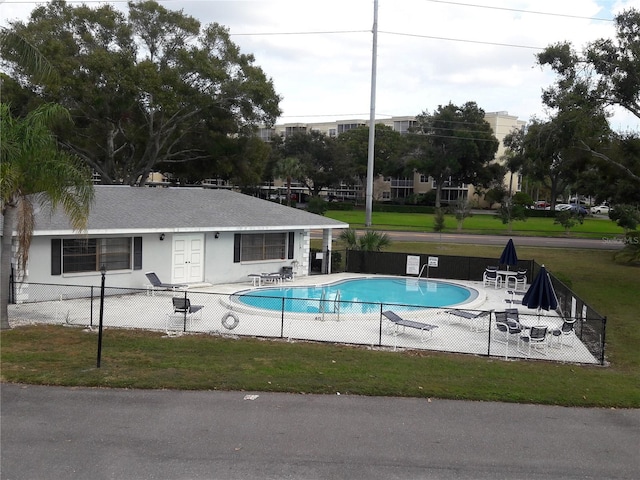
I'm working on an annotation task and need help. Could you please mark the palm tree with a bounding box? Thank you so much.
[0,28,55,84]
[338,228,359,250]
[339,228,391,251]
[1,103,94,330]
[273,156,303,207]
[357,231,392,251]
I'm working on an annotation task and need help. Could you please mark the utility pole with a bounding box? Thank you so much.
[365,0,378,227]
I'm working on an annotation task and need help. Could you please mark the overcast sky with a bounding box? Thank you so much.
[2,0,639,131]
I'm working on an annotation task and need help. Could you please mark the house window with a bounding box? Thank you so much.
[240,233,287,262]
[62,238,132,273]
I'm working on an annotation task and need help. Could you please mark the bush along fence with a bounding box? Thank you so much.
[7,271,605,365]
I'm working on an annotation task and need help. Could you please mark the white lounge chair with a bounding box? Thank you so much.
[382,310,438,346]
[445,309,491,332]
[145,271,188,296]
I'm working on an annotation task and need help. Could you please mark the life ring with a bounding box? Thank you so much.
[221,311,240,330]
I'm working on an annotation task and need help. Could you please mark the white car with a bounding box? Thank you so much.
[591,204,610,215]
[555,204,572,211]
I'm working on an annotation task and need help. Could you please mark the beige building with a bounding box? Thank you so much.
[259,112,525,206]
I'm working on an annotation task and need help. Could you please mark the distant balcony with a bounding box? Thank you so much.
[390,179,414,188]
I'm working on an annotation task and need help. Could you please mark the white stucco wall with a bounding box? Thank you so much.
[17,230,312,302]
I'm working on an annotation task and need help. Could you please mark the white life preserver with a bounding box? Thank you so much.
[221,311,240,330]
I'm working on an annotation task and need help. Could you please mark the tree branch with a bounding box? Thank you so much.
[579,141,640,183]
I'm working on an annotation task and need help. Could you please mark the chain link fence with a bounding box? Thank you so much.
[8,278,602,364]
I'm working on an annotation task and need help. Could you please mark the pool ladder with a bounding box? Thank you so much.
[319,289,341,321]
[418,264,428,279]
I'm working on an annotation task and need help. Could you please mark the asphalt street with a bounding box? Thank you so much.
[2,384,639,480]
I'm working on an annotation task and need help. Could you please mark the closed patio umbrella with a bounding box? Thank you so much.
[522,265,558,319]
[499,238,518,270]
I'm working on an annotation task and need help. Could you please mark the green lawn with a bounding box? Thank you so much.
[2,217,639,408]
[325,210,626,238]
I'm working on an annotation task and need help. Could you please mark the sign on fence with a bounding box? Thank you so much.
[406,255,420,275]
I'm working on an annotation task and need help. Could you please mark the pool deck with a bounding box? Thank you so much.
[8,273,598,364]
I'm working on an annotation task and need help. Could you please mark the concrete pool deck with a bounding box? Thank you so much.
[8,273,598,364]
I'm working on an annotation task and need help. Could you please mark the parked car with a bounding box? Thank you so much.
[590,204,610,215]
[554,204,572,211]
[569,204,589,215]
[534,200,550,209]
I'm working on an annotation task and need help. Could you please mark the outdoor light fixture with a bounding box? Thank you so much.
[159,233,165,241]
[215,232,220,239]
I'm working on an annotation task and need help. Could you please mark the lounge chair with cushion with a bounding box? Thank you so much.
[145,272,188,296]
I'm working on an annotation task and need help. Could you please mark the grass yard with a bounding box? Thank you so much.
[1,217,639,408]
[325,210,626,238]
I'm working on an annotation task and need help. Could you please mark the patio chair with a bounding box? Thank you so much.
[518,325,549,357]
[550,319,576,349]
[506,269,527,291]
[145,272,188,296]
[445,309,491,332]
[281,266,294,282]
[167,297,204,332]
[493,311,523,344]
[483,266,502,289]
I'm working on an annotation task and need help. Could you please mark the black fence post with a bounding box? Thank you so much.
[90,286,94,327]
[182,290,188,332]
[378,304,383,347]
[9,264,15,305]
[487,311,493,357]
[600,316,607,365]
[96,265,106,368]
[280,297,285,338]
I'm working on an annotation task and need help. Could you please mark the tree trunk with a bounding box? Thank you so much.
[0,205,17,330]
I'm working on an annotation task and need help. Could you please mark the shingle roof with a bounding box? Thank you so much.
[32,186,348,235]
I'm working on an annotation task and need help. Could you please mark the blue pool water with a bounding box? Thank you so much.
[233,277,477,313]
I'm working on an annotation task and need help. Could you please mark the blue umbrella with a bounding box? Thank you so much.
[499,238,518,270]
[522,265,558,313]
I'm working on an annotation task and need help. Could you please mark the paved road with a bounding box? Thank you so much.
[2,384,639,480]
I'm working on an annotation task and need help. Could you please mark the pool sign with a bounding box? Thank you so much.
[428,256,439,267]
[406,255,420,275]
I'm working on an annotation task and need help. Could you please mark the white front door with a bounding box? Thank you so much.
[172,234,204,284]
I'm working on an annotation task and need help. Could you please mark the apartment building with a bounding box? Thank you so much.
[259,112,526,206]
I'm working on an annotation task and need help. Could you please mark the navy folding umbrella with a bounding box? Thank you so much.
[499,238,518,270]
[522,265,558,314]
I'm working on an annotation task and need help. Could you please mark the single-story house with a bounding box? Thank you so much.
[14,186,348,295]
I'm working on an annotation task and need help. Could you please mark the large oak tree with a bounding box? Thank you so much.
[0,0,281,185]
[537,8,640,193]
[407,102,499,208]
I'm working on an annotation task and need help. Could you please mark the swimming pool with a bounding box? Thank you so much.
[232,277,478,314]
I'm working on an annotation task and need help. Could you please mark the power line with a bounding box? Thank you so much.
[379,30,544,50]
[422,0,614,22]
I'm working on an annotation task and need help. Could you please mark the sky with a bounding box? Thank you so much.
[2,0,640,131]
